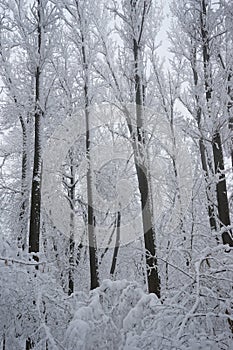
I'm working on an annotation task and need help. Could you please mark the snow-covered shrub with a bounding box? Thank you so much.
[1,245,232,349]
[0,248,71,349]
[66,246,232,350]
[65,279,160,350]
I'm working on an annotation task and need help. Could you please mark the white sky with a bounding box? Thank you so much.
[156,0,173,62]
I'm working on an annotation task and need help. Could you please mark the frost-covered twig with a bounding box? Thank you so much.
[176,260,201,340]
[0,257,46,266]
[158,256,195,281]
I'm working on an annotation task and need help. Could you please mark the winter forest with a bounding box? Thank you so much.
[0,0,233,348]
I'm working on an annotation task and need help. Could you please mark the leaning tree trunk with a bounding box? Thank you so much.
[110,210,121,276]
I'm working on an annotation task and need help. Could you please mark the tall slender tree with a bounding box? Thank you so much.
[29,0,44,256]
[97,0,162,297]
[59,0,100,289]
[0,5,31,249]
[171,0,233,246]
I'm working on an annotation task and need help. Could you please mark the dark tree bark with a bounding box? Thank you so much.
[212,132,233,245]
[191,45,217,233]
[26,338,34,350]
[134,159,160,297]
[127,1,160,298]
[26,2,43,349]
[29,0,43,257]
[18,115,29,250]
[200,0,233,246]
[218,54,233,170]
[2,333,5,350]
[80,22,99,290]
[68,150,75,295]
[110,210,121,276]
[85,98,99,290]
[0,40,29,249]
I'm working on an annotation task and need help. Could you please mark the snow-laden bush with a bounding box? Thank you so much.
[65,279,160,350]
[1,244,232,349]
[66,246,232,350]
[0,248,72,349]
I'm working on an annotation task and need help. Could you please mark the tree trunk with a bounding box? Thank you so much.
[18,116,29,250]
[131,36,160,298]
[191,46,217,233]
[81,31,99,290]
[29,0,43,257]
[68,150,75,295]
[27,4,43,349]
[86,135,99,289]
[135,160,160,297]
[86,109,99,290]
[26,338,33,350]
[2,333,5,350]
[0,52,30,249]
[110,210,121,276]
[200,0,233,246]
[212,132,233,245]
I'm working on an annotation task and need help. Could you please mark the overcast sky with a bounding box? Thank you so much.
[156,0,173,63]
